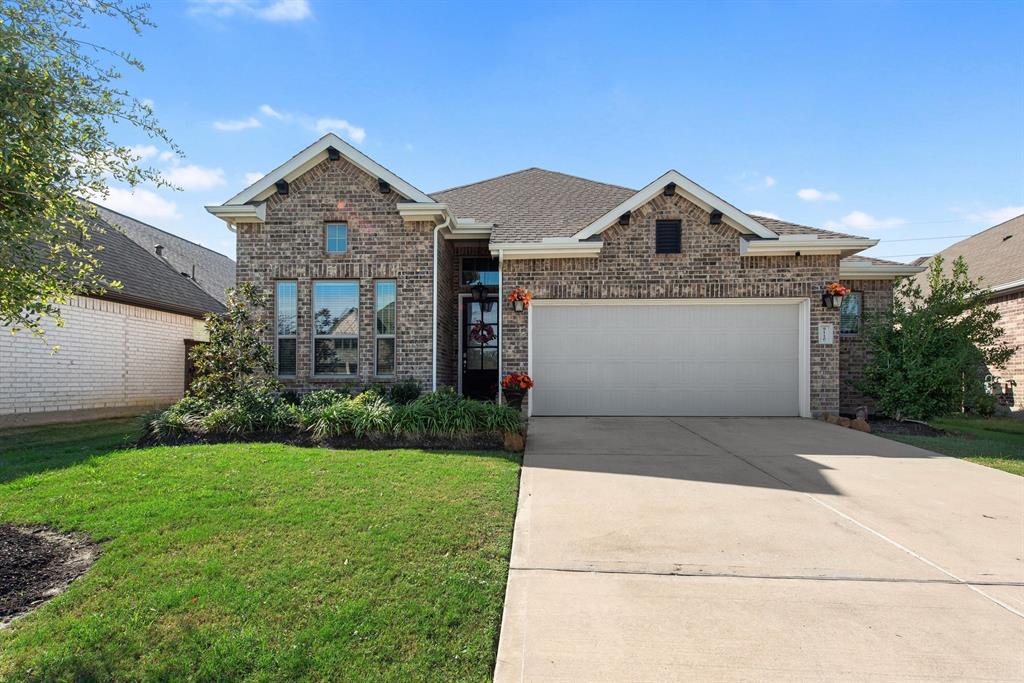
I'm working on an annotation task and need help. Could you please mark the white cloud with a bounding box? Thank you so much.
[824,211,906,231]
[163,164,226,190]
[763,176,776,188]
[797,188,840,202]
[259,104,287,120]
[127,144,159,161]
[749,210,780,220]
[958,206,1024,226]
[91,187,180,220]
[313,118,366,144]
[244,171,264,185]
[213,116,262,132]
[159,150,177,162]
[189,0,311,22]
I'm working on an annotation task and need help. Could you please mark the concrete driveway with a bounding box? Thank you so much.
[495,417,1024,682]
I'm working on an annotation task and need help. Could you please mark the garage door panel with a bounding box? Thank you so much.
[531,301,802,416]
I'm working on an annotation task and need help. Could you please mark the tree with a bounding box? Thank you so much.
[189,284,278,405]
[0,0,175,338]
[858,255,1017,420]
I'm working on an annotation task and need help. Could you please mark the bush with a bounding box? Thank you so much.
[389,378,422,405]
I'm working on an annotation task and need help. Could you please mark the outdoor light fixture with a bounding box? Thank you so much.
[275,179,289,195]
[709,210,723,225]
[618,211,631,226]
[663,182,676,197]
[471,282,494,312]
[378,178,391,194]
[327,146,341,161]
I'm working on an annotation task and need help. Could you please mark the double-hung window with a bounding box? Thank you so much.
[275,281,297,376]
[325,223,348,254]
[375,281,396,376]
[840,291,862,335]
[313,281,359,375]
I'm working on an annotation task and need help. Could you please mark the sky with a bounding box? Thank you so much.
[89,0,1023,262]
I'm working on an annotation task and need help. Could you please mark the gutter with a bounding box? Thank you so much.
[431,214,452,391]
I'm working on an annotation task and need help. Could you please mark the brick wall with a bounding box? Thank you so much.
[0,296,197,426]
[838,279,895,415]
[235,156,435,392]
[990,290,1023,410]
[500,193,843,415]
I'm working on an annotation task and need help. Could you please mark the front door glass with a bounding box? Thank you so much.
[462,298,499,400]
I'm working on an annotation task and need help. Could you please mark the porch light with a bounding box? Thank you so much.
[327,146,341,161]
[275,179,289,195]
[663,182,676,197]
[471,282,494,312]
[378,178,391,194]
[709,210,723,225]
[618,211,631,226]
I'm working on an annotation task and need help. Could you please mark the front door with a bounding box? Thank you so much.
[462,297,499,400]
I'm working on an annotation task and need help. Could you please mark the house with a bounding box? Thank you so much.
[0,210,232,427]
[911,213,1023,411]
[206,133,922,418]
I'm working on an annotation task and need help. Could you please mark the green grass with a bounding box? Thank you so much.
[885,415,1024,476]
[0,418,521,682]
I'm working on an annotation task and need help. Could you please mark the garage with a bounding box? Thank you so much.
[528,299,809,417]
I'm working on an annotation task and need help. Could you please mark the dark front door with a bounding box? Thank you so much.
[462,297,499,400]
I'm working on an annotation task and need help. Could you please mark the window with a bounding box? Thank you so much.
[325,223,348,253]
[655,220,682,254]
[375,280,396,376]
[461,257,500,287]
[313,281,359,375]
[275,281,297,376]
[840,291,862,335]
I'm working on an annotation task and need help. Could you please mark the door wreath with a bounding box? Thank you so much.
[469,320,495,344]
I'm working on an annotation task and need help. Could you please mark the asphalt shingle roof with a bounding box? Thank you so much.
[911,214,1024,291]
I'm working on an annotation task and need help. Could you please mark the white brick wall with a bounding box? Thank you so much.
[0,296,199,423]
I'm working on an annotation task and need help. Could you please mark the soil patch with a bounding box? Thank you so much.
[0,524,98,627]
[868,416,946,437]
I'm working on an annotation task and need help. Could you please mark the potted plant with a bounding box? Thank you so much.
[822,282,849,309]
[508,286,532,312]
[501,372,534,410]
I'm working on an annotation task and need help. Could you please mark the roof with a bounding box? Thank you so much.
[91,202,235,304]
[752,217,865,241]
[431,168,635,243]
[83,214,227,318]
[911,213,1024,292]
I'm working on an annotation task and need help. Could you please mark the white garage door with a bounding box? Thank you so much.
[530,300,805,416]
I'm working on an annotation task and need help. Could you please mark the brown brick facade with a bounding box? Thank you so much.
[990,290,1023,410]
[500,193,843,416]
[838,279,895,415]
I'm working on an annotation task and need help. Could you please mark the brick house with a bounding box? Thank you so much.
[911,214,1023,411]
[0,210,232,427]
[206,134,922,418]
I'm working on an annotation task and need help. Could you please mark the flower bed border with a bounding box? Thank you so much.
[138,428,524,453]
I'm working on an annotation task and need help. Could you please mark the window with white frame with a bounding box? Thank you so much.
[375,280,396,376]
[325,223,348,253]
[275,281,297,376]
[840,291,862,335]
[313,281,359,375]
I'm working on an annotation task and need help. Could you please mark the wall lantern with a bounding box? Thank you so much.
[709,210,723,225]
[618,211,631,226]
[821,282,849,309]
[275,179,289,195]
[327,146,341,161]
[471,282,494,312]
[377,178,391,194]
[663,182,676,197]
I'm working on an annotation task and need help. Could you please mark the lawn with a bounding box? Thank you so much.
[0,418,521,681]
[883,415,1024,476]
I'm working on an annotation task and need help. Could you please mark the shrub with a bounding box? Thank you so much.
[150,396,209,437]
[389,378,422,405]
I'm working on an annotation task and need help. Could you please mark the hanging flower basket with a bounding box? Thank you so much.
[501,373,534,410]
[822,282,850,309]
[508,286,532,312]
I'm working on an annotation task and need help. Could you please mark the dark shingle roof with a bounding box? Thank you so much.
[91,202,235,304]
[911,214,1024,291]
[431,168,635,243]
[84,215,226,318]
[750,217,866,240]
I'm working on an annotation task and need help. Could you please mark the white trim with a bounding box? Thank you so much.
[497,250,504,403]
[571,170,779,241]
[742,237,879,257]
[398,202,448,223]
[839,259,927,279]
[489,241,603,260]
[220,133,433,207]
[991,278,1024,295]
[527,301,533,419]
[204,203,266,226]
[527,297,811,418]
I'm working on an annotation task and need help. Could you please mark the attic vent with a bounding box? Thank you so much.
[275,179,289,195]
[154,244,164,256]
[655,220,682,254]
[709,210,723,225]
[326,146,341,161]
[663,182,676,197]
[378,178,391,194]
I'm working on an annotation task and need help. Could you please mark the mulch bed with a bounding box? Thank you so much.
[0,524,98,627]
[136,429,515,452]
[867,416,946,437]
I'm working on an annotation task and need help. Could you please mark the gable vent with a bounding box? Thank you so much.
[655,220,682,254]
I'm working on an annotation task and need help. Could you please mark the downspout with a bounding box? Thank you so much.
[497,248,504,403]
[431,214,451,392]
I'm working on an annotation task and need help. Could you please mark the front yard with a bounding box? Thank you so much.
[881,415,1024,476]
[0,418,520,681]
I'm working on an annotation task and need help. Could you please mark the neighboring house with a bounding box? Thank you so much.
[911,214,1024,410]
[0,211,230,427]
[206,133,922,418]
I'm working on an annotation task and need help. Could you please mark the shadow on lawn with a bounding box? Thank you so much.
[0,417,144,484]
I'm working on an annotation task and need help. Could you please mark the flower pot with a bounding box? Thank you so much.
[503,388,525,410]
[512,300,525,312]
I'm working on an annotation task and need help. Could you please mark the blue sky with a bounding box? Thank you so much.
[93,0,1023,262]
